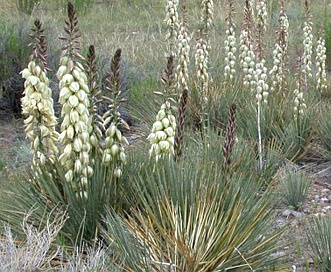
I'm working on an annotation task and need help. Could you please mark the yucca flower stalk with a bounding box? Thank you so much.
[176,4,190,92]
[255,0,269,171]
[239,0,256,89]
[315,34,328,93]
[293,56,307,122]
[101,49,129,178]
[195,38,210,105]
[223,0,237,82]
[222,103,237,172]
[21,19,59,167]
[148,56,177,161]
[85,45,103,158]
[174,88,188,162]
[302,0,313,82]
[201,0,214,33]
[270,0,289,96]
[57,2,92,196]
[164,0,179,58]
[195,0,213,126]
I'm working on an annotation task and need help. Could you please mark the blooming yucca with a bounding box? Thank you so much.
[195,38,210,98]
[293,56,307,121]
[239,0,256,89]
[148,101,177,161]
[224,0,237,82]
[148,56,177,161]
[165,0,179,57]
[302,0,313,80]
[270,3,289,95]
[21,20,59,167]
[101,49,129,178]
[315,35,328,93]
[201,0,214,32]
[176,5,190,91]
[57,2,92,197]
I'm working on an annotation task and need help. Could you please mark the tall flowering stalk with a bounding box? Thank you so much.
[270,0,289,96]
[293,56,307,122]
[223,0,237,82]
[302,0,313,82]
[165,0,179,57]
[315,34,328,93]
[255,0,269,171]
[57,2,92,196]
[148,56,177,161]
[239,0,256,89]
[21,19,59,167]
[101,49,129,178]
[85,45,103,158]
[176,4,190,92]
[195,0,213,125]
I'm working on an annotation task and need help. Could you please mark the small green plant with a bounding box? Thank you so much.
[280,168,312,210]
[306,215,331,271]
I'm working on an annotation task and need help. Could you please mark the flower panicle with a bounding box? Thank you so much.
[176,4,191,92]
[101,48,129,178]
[224,0,237,81]
[21,19,59,167]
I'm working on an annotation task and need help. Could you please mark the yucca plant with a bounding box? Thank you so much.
[318,104,331,153]
[102,128,285,271]
[280,168,312,210]
[306,216,331,271]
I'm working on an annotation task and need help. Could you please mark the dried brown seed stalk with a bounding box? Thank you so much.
[222,103,237,171]
[174,88,188,161]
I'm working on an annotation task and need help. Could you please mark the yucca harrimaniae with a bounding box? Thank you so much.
[102,129,285,271]
[280,168,312,210]
[101,48,129,178]
[57,1,92,197]
[21,19,59,167]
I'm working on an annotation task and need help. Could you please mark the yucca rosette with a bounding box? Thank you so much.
[148,102,176,161]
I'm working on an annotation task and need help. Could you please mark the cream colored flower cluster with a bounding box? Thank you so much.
[270,12,289,92]
[293,86,307,120]
[147,102,176,161]
[176,21,191,90]
[195,38,210,95]
[102,121,129,178]
[224,25,237,81]
[165,0,179,56]
[302,20,313,78]
[21,61,59,165]
[255,0,268,32]
[239,30,256,88]
[57,56,92,188]
[254,61,269,104]
[316,36,328,93]
[201,0,214,30]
